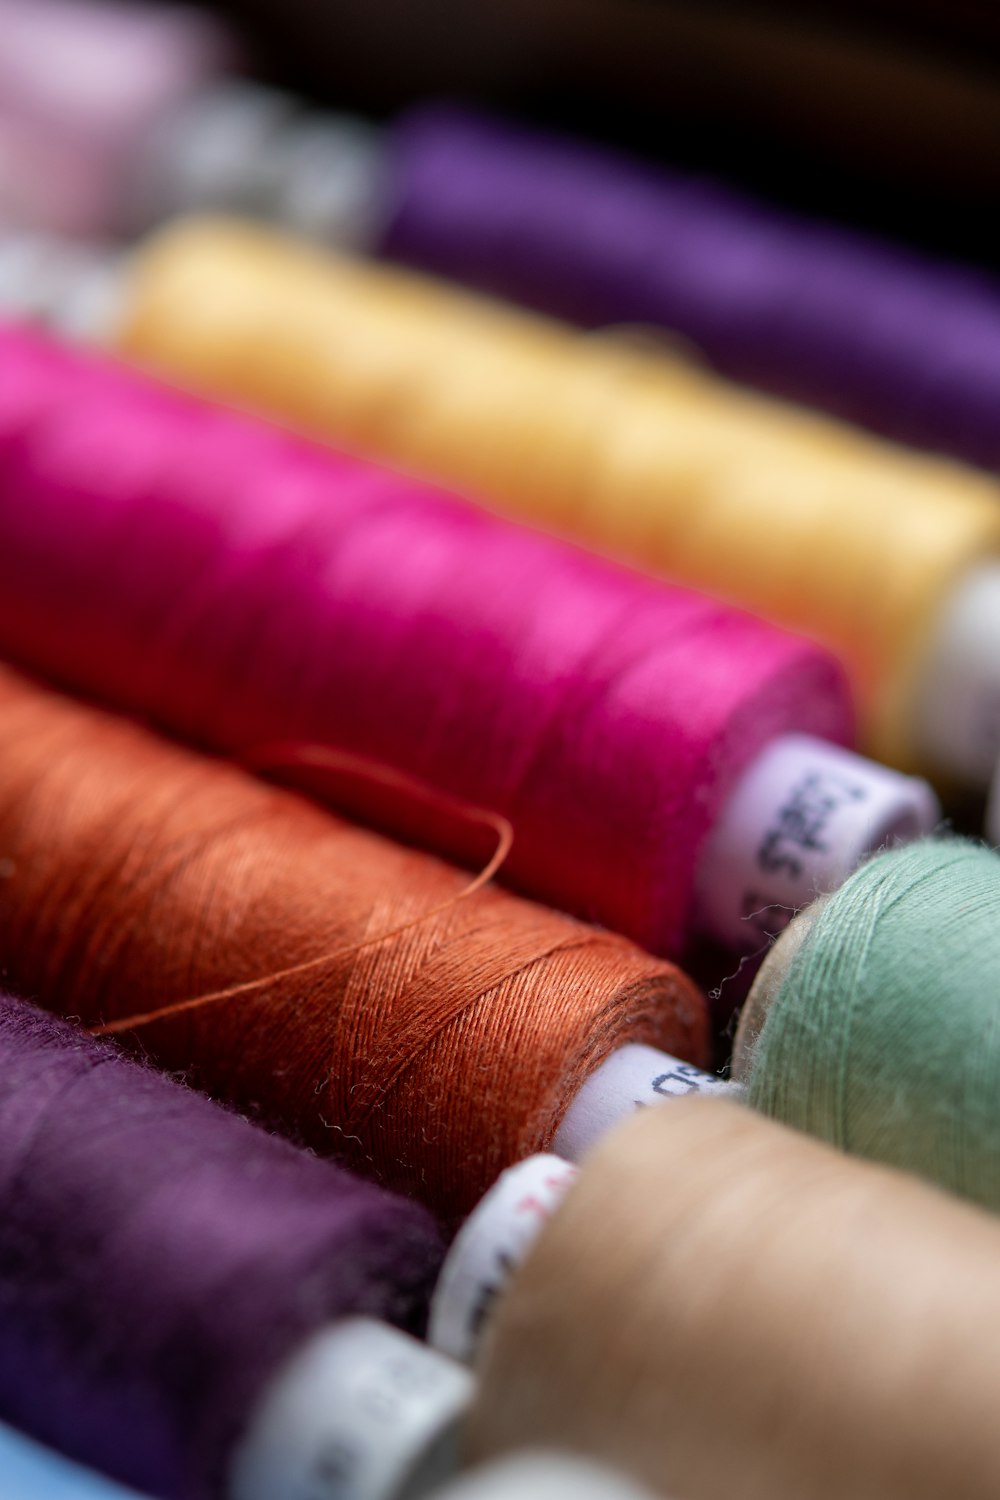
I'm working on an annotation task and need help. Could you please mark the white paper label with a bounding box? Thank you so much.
[696,734,939,951]
[429,1156,577,1365]
[552,1044,736,1162]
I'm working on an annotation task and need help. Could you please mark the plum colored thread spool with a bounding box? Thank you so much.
[0,992,467,1500]
[0,0,235,238]
[0,1423,151,1500]
[67,216,1000,793]
[0,664,708,1219]
[733,837,1000,1213]
[376,108,1000,476]
[463,1097,1000,1500]
[0,325,938,958]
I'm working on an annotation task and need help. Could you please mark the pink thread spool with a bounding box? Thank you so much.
[0,325,936,956]
[0,0,234,237]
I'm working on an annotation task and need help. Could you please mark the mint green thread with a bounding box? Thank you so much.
[746,838,1000,1212]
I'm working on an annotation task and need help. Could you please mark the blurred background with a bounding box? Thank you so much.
[192,0,1000,258]
[2,0,998,258]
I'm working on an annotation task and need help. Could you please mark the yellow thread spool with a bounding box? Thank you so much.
[115,217,1000,775]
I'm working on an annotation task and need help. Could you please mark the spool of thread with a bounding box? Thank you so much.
[0,324,938,956]
[0,991,469,1500]
[466,1096,1000,1500]
[376,107,1000,475]
[428,1053,736,1365]
[6,0,994,241]
[0,664,707,1218]
[732,837,1000,1213]
[0,1423,151,1500]
[67,216,1000,788]
[112,96,1000,477]
[0,0,235,237]
[8,25,1000,445]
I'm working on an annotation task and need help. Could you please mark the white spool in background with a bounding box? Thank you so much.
[231,1319,473,1500]
[915,563,1000,790]
[430,1453,664,1500]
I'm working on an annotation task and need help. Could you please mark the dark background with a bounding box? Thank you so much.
[204,0,1000,263]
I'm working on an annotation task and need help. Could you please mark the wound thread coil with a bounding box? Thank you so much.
[109,216,1000,776]
[0,322,855,956]
[0,665,706,1219]
[469,1096,1000,1500]
[0,992,443,1500]
[734,837,1000,1213]
[382,106,1000,474]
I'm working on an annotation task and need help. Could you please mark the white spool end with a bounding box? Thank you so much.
[0,227,126,340]
[433,1454,662,1500]
[551,1043,736,1162]
[269,111,389,249]
[912,563,1000,789]
[128,80,387,248]
[230,1318,473,1500]
[125,80,299,231]
[429,1156,578,1365]
[695,734,939,951]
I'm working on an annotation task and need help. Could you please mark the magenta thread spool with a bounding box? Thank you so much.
[0,324,936,958]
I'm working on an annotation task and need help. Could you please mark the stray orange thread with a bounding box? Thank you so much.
[94,741,513,1036]
[0,665,707,1217]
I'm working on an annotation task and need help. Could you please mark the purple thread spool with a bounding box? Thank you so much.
[378,106,1000,472]
[0,992,451,1500]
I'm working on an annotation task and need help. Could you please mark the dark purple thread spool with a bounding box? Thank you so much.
[381,106,1000,472]
[0,992,443,1500]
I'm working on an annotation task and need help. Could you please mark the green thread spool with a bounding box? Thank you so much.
[733,838,1000,1212]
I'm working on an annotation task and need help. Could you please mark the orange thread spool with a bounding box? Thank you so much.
[0,667,707,1219]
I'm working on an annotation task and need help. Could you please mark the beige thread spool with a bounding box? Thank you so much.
[467,1095,1000,1500]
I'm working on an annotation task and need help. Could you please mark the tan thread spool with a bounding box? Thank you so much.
[468,1095,1000,1500]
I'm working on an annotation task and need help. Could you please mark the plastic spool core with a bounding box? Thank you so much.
[429,1156,578,1365]
[696,734,939,952]
[551,1043,734,1161]
[230,1318,473,1500]
[912,562,1000,790]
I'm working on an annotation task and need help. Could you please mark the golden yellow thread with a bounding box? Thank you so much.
[117,217,1000,772]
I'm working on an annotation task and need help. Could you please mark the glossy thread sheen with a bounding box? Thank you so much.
[0,993,442,1500]
[111,217,1000,772]
[0,323,852,955]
